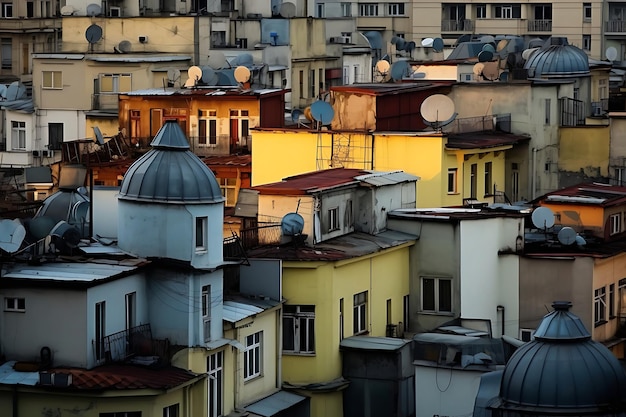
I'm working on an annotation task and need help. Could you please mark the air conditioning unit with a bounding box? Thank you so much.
[32,150,41,157]
[138,35,148,43]
[44,150,54,158]
[519,328,535,342]
[341,36,351,44]
[330,36,345,44]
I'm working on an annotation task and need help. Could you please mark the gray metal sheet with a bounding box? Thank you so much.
[340,335,410,351]
[223,300,264,323]
[245,390,307,417]
[0,361,38,386]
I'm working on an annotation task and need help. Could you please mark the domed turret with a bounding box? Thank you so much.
[524,44,590,79]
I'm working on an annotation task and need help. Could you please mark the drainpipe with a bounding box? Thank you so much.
[12,385,17,417]
[532,147,538,200]
[497,305,505,337]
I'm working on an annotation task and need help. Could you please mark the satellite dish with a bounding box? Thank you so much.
[93,126,105,145]
[167,68,181,82]
[0,219,25,253]
[28,216,57,240]
[606,46,618,62]
[303,106,313,121]
[575,235,587,246]
[188,65,203,81]
[482,62,499,81]
[375,59,390,75]
[234,66,251,83]
[395,38,406,50]
[60,5,74,15]
[201,66,219,85]
[118,40,132,53]
[412,72,426,79]
[557,227,577,245]
[521,48,539,61]
[310,100,335,125]
[6,82,26,100]
[207,51,227,70]
[432,38,444,52]
[528,38,545,49]
[496,39,509,52]
[482,43,496,54]
[499,71,509,82]
[421,38,434,47]
[479,35,495,44]
[280,2,296,18]
[531,206,555,229]
[473,62,485,76]
[85,24,103,44]
[404,41,416,53]
[455,34,471,46]
[391,36,402,45]
[0,84,7,99]
[86,3,102,16]
[50,221,81,249]
[420,94,456,124]
[477,50,494,62]
[281,212,305,236]
[291,109,304,123]
[390,60,411,81]
[183,78,196,88]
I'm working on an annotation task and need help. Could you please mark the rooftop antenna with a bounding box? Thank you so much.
[432,37,444,53]
[421,37,434,48]
[117,40,132,53]
[93,126,105,145]
[85,23,103,53]
[473,62,485,80]
[86,3,102,17]
[6,81,26,100]
[390,60,412,81]
[207,51,228,70]
[280,210,306,246]
[60,5,75,15]
[420,94,457,132]
[481,61,500,81]
[291,109,306,127]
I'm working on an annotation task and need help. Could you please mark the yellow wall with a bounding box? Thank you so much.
[281,244,412,417]
[593,254,626,343]
[539,202,604,231]
[559,126,610,177]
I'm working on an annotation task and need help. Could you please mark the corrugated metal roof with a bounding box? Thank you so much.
[32,54,85,60]
[340,335,410,351]
[3,262,138,282]
[355,170,420,186]
[87,55,192,63]
[223,301,264,323]
[245,390,308,417]
[0,361,38,386]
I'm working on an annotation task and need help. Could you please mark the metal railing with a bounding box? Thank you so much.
[606,20,626,32]
[560,97,585,127]
[441,19,474,32]
[527,19,552,31]
[97,323,153,363]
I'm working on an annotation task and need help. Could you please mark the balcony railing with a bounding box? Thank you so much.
[606,20,626,32]
[96,323,154,364]
[441,19,474,32]
[527,19,552,32]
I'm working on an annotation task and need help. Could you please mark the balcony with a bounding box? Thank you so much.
[527,19,552,32]
[91,93,119,111]
[606,20,626,33]
[95,323,170,365]
[441,19,474,32]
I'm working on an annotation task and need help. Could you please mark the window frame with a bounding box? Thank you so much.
[353,291,368,335]
[42,70,62,89]
[244,331,262,381]
[163,404,179,417]
[341,2,351,16]
[583,3,592,21]
[421,276,453,314]
[328,206,340,232]
[2,2,13,18]
[359,3,378,16]
[99,73,131,94]
[316,2,324,17]
[4,297,25,312]
[582,35,591,51]
[447,168,458,194]
[11,120,26,150]
[1,37,11,70]
[207,351,223,417]
[195,216,208,252]
[595,286,607,325]
[494,4,520,19]
[202,285,211,342]
[476,4,486,19]
[388,3,404,16]
[610,213,622,235]
[283,305,316,354]
[484,162,492,196]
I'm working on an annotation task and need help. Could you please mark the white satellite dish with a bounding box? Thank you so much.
[188,65,203,81]
[557,227,577,245]
[522,48,539,61]
[420,94,455,123]
[531,206,555,229]
[421,38,434,47]
[167,68,181,83]
[0,219,25,253]
[60,5,74,15]
[207,51,228,70]
[606,46,618,62]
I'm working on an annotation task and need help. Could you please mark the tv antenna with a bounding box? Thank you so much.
[420,94,457,132]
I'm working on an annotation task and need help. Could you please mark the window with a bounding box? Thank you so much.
[421,276,452,313]
[582,35,591,51]
[610,283,616,319]
[48,123,63,150]
[583,3,591,21]
[163,405,179,417]
[195,216,207,251]
[519,329,535,342]
[309,69,316,98]
[299,70,304,98]
[229,109,249,148]
[595,286,606,325]
[339,299,344,341]
[100,74,131,93]
[95,301,106,361]
[610,213,622,235]
[42,71,62,89]
[353,64,360,83]
[445,4,465,21]
[27,1,34,17]
[544,98,551,124]
[470,163,477,199]
[353,291,368,334]
[494,4,520,19]
[316,3,324,17]
[207,351,223,417]
[484,162,492,196]
[2,2,12,17]
[388,3,404,16]
[219,177,238,207]
[125,292,136,330]
[328,207,339,231]
[199,110,217,145]
[341,2,351,16]
[283,305,315,354]
[5,297,25,312]
[534,4,552,20]
[511,163,520,202]
[386,299,392,324]
[345,199,353,227]
[615,167,625,186]
[447,168,457,194]
[202,285,211,342]
[476,4,486,18]
[359,3,378,16]
[100,413,141,417]
[1,38,11,69]
[244,331,262,380]
[11,121,26,150]
[343,66,349,84]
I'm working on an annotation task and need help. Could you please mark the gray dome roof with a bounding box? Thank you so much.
[499,302,626,413]
[118,120,224,204]
[524,44,590,78]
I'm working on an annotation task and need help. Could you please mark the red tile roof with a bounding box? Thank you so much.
[202,154,251,167]
[47,364,202,391]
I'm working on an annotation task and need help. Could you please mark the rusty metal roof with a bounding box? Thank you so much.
[446,131,530,150]
[330,82,453,95]
[202,154,251,167]
[535,182,626,207]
